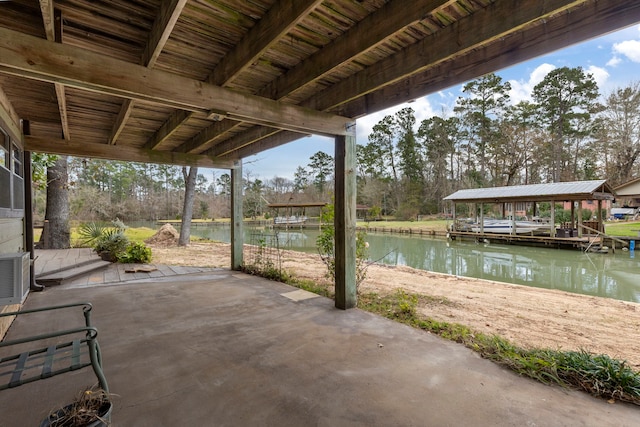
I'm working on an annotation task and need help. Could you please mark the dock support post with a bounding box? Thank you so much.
[550,202,556,237]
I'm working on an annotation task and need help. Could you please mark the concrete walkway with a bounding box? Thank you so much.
[0,270,637,426]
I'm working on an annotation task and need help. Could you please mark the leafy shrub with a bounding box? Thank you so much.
[117,242,152,264]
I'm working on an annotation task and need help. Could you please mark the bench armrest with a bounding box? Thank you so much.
[0,302,94,329]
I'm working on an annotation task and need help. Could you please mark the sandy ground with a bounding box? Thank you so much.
[149,241,640,370]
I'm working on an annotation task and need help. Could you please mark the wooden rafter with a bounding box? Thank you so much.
[143,109,193,150]
[261,0,455,102]
[109,0,188,145]
[24,136,236,169]
[336,0,640,118]
[223,0,640,158]
[171,0,323,154]
[0,27,351,136]
[39,1,69,140]
[181,0,459,156]
[208,0,323,87]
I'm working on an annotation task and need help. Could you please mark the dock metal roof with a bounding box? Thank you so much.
[443,180,615,203]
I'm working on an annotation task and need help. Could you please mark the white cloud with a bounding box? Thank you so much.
[612,39,640,63]
[606,56,622,67]
[586,65,609,88]
[508,63,556,104]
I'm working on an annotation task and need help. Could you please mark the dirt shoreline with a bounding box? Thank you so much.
[149,241,640,370]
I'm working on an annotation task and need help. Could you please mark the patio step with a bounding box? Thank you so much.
[36,259,112,286]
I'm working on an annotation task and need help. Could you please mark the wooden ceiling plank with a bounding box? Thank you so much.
[24,135,237,169]
[0,27,351,136]
[207,0,323,87]
[110,0,188,145]
[308,0,583,113]
[339,0,640,118]
[260,0,454,101]
[143,109,193,150]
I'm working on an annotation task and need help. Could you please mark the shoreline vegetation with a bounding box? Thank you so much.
[37,219,640,405]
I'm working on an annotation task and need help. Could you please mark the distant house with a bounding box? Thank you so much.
[613,178,640,208]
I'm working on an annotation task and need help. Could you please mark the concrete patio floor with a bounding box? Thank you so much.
[0,269,638,426]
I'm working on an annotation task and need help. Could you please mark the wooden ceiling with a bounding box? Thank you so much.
[0,0,639,169]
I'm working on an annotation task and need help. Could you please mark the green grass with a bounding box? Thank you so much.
[605,221,640,237]
[358,219,450,231]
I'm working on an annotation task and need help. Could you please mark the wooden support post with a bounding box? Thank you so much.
[452,202,456,231]
[334,125,356,310]
[230,162,243,270]
[577,201,583,238]
[597,200,603,232]
[550,201,556,237]
[480,203,484,233]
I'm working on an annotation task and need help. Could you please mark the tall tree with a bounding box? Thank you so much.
[599,82,640,185]
[308,151,334,194]
[419,116,457,212]
[40,156,70,249]
[293,166,310,192]
[369,115,400,209]
[395,107,423,182]
[532,66,599,182]
[454,73,511,186]
[178,166,197,246]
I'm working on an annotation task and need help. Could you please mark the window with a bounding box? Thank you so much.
[12,143,22,177]
[0,128,24,213]
[0,129,7,170]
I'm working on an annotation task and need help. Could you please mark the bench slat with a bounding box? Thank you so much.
[71,339,81,370]
[41,345,56,378]
[9,352,28,388]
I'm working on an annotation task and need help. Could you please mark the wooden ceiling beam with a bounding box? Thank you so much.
[0,27,351,136]
[217,130,303,161]
[307,0,583,113]
[39,2,69,140]
[181,0,450,155]
[109,0,187,145]
[207,126,286,158]
[143,109,192,150]
[338,0,640,118]
[24,135,237,169]
[260,0,453,101]
[207,0,323,87]
[172,0,322,154]
[0,86,22,141]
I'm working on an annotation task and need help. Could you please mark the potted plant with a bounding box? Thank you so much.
[93,230,129,262]
[40,386,113,427]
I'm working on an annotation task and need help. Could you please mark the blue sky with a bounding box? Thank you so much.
[227,23,640,182]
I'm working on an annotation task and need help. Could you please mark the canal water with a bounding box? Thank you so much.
[152,223,640,303]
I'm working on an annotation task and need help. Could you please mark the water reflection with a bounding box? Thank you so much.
[366,234,640,303]
[178,223,640,303]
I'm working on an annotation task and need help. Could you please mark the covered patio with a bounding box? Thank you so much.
[1,272,638,426]
[2,1,640,424]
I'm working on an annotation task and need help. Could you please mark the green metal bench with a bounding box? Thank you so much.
[0,302,109,393]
